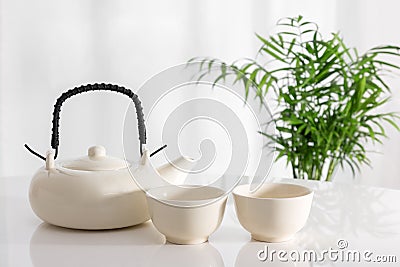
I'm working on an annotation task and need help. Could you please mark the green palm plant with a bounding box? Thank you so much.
[190,16,400,181]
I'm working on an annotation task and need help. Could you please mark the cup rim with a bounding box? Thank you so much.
[146,185,228,208]
[232,183,313,200]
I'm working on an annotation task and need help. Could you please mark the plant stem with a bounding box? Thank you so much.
[326,159,336,181]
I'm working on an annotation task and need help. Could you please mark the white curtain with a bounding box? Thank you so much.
[1,0,400,188]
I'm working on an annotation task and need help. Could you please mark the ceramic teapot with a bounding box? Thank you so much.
[25,83,195,230]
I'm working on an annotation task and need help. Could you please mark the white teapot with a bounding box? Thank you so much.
[25,83,195,230]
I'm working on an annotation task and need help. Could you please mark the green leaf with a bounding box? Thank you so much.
[383,117,400,131]
[276,126,293,133]
[261,47,287,62]
[375,60,400,70]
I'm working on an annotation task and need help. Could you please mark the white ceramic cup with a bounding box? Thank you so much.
[233,183,313,242]
[146,185,228,245]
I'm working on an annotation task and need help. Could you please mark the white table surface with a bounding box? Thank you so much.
[1,176,399,267]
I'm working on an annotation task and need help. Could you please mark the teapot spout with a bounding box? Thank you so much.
[157,156,197,185]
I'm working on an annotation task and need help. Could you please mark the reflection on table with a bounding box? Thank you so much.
[30,222,224,267]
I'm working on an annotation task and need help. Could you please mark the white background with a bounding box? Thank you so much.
[1,0,400,188]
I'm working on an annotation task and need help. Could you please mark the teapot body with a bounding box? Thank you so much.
[29,164,149,230]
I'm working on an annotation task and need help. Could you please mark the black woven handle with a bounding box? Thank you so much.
[25,83,146,160]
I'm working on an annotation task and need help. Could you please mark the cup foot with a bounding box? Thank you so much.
[166,236,208,245]
[251,234,294,243]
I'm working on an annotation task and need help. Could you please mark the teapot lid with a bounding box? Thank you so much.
[61,145,128,171]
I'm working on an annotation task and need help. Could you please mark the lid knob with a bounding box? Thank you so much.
[88,145,106,158]
[62,145,128,171]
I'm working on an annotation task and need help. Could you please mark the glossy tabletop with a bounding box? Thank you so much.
[1,177,399,266]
